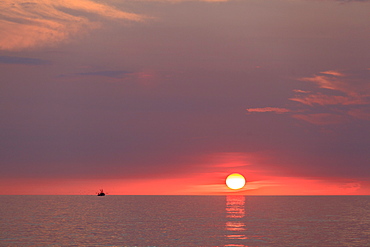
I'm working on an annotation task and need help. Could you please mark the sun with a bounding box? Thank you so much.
[226,173,246,190]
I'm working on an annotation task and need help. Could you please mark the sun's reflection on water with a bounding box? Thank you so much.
[225,195,247,245]
[226,195,245,219]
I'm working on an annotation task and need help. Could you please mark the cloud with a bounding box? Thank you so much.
[290,93,366,106]
[293,70,370,124]
[246,107,291,114]
[291,70,370,106]
[0,55,50,65]
[321,70,345,77]
[247,69,370,125]
[293,89,310,94]
[0,0,145,51]
[298,73,358,95]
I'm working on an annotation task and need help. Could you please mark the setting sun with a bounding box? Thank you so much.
[225,173,246,190]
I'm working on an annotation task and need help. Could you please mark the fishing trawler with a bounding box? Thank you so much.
[97,189,106,196]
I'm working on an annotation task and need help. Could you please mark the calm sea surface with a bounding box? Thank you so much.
[0,196,369,246]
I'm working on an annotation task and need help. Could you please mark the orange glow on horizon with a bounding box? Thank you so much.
[1,174,369,196]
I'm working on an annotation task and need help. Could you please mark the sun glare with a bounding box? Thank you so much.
[226,173,246,190]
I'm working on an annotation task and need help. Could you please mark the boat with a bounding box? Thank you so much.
[97,189,106,196]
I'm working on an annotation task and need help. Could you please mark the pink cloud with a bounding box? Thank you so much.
[0,0,145,51]
[246,107,291,114]
[290,93,368,106]
[247,69,370,125]
[293,71,370,108]
[300,74,349,92]
[293,89,311,93]
[299,71,369,97]
[320,70,345,77]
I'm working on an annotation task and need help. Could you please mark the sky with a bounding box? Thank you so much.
[0,0,369,195]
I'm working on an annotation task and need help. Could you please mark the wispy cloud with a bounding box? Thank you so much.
[320,70,345,77]
[247,69,370,125]
[246,107,291,114]
[297,72,365,96]
[293,89,310,94]
[291,70,370,107]
[0,55,50,65]
[290,94,367,106]
[0,0,145,51]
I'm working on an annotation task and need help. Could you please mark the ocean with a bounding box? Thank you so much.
[0,195,369,246]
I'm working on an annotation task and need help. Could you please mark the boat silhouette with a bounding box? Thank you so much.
[97,189,106,196]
